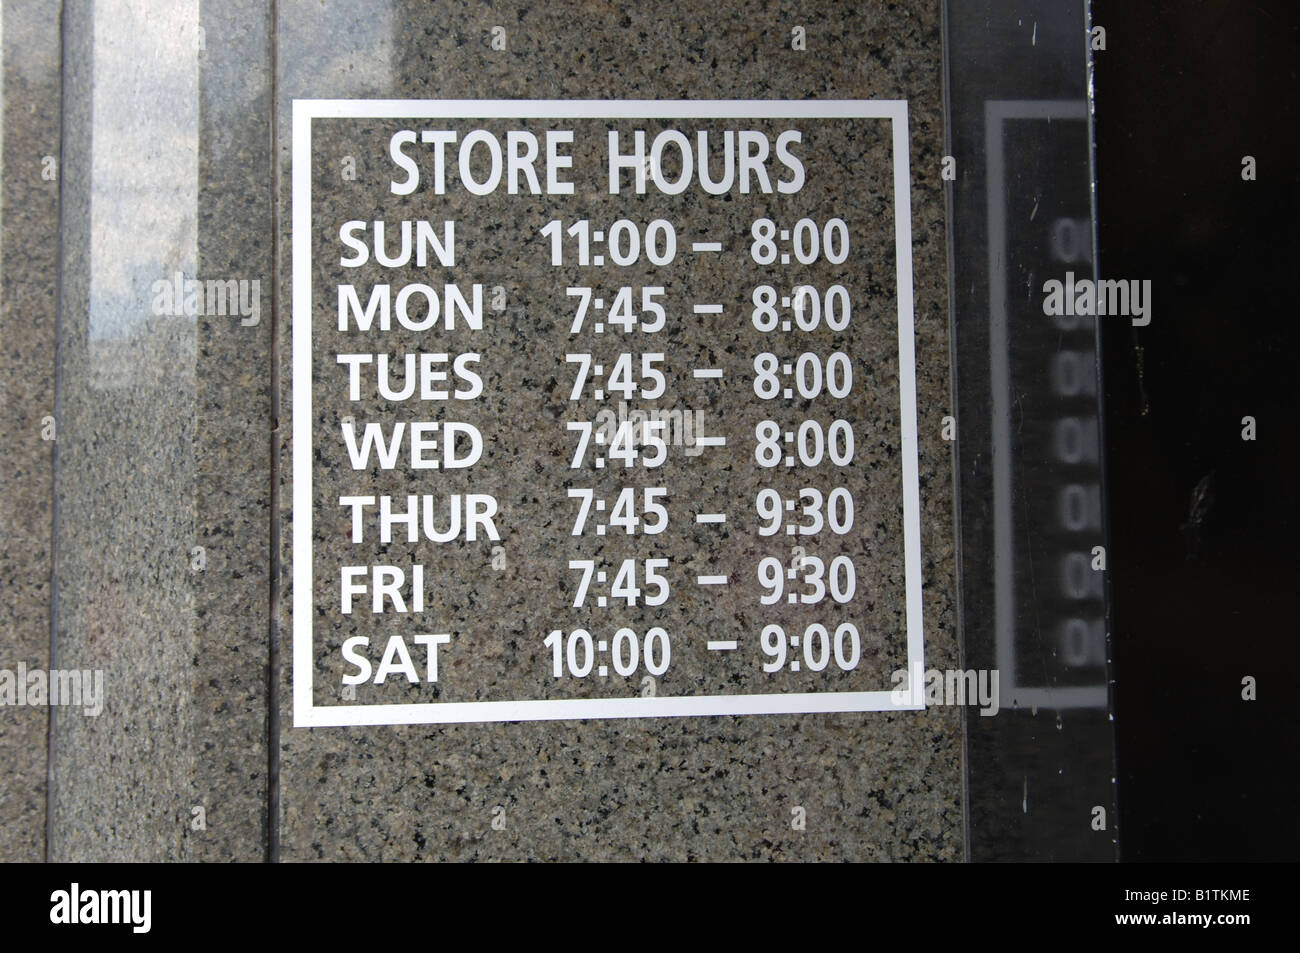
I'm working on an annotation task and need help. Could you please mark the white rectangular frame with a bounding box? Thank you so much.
[292,99,924,726]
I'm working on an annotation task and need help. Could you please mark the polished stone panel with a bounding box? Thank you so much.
[4,0,960,862]
[45,0,272,861]
[277,0,958,861]
[0,0,61,863]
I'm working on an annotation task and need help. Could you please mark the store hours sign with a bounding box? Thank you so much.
[291,100,925,726]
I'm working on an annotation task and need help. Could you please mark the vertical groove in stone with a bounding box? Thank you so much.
[267,0,282,864]
[0,0,62,864]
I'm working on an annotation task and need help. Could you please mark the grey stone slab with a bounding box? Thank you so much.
[0,0,61,863]
[46,0,272,861]
[278,0,958,861]
[188,0,275,864]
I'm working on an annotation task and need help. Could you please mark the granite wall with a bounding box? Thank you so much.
[0,0,61,863]
[2,0,959,862]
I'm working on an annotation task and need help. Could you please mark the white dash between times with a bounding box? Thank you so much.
[691,241,723,253]
[692,304,723,314]
[706,640,739,651]
[695,513,727,524]
[692,368,723,379]
[697,575,729,586]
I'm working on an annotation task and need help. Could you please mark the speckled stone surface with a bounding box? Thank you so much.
[43,0,272,861]
[3,0,956,862]
[0,0,60,863]
[278,0,958,861]
[47,0,196,861]
[185,0,275,862]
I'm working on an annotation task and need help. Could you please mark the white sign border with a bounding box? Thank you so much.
[291,99,925,726]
